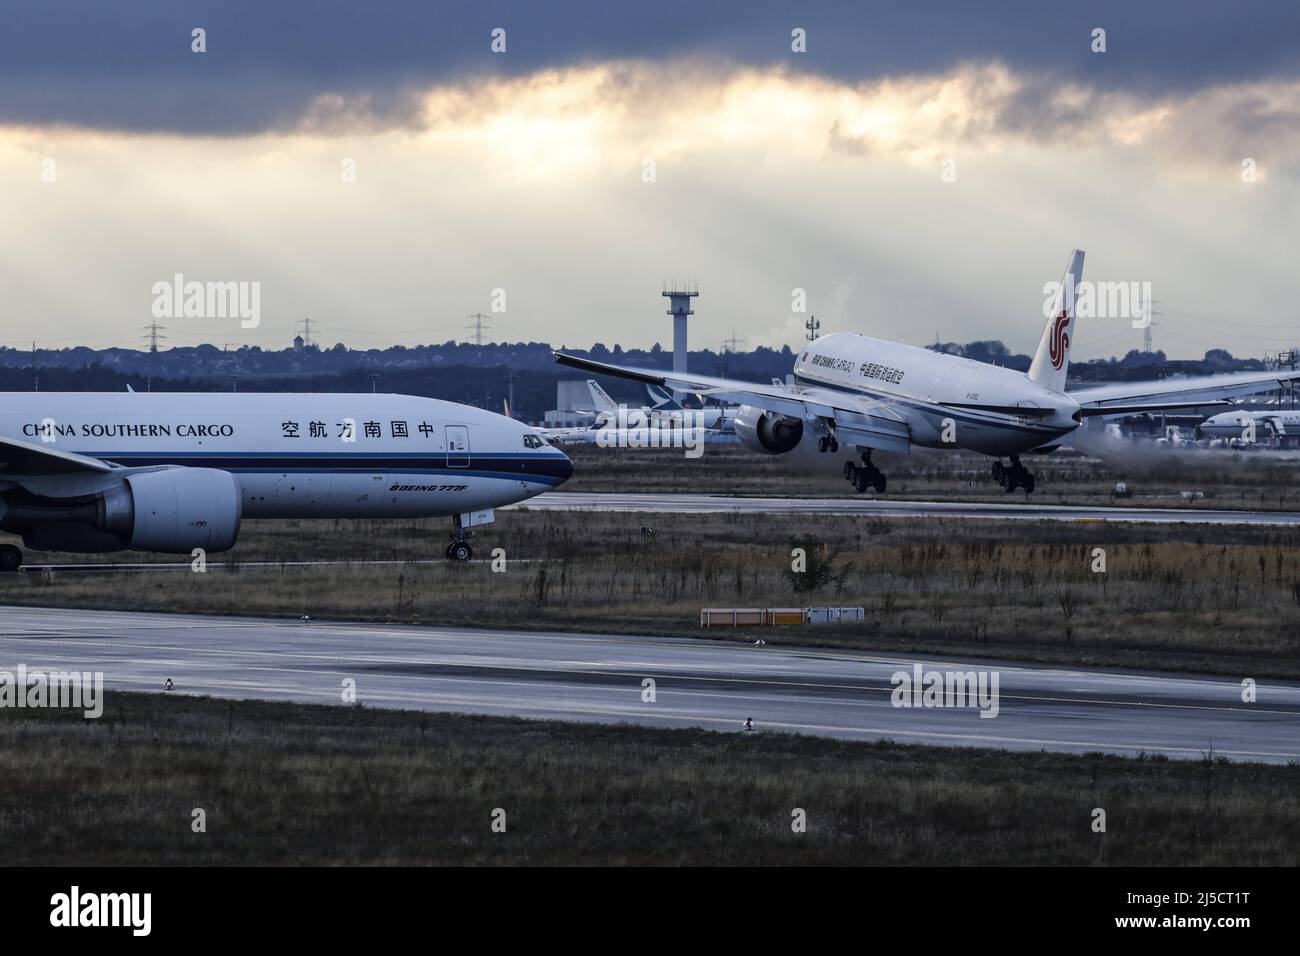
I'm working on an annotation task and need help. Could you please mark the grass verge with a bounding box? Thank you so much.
[2,691,1297,865]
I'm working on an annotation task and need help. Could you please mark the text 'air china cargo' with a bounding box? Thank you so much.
[0,393,573,571]
[558,250,1300,493]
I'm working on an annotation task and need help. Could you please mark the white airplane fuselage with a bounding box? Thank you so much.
[0,392,572,519]
[1198,409,1300,440]
[792,332,1080,456]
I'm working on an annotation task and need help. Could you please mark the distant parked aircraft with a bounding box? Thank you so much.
[1198,408,1300,441]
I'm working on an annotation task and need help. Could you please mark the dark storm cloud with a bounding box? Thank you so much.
[3,0,1299,134]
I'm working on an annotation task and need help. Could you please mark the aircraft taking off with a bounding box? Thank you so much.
[557,250,1300,493]
[0,393,572,570]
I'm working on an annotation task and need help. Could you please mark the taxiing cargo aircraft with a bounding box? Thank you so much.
[0,393,572,570]
[557,250,1300,493]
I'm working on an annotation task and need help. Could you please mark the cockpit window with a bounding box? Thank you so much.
[523,434,547,449]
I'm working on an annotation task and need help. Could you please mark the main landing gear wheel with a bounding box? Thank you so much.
[818,435,840,453]
[994,456,1035,494]
[846,452,887,494]
[0,544,21,573]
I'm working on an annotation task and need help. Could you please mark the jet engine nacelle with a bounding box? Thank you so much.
[11,467,242,555]
[733,404,804,455]
[115,467,242,553]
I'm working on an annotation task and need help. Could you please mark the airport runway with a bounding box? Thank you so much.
[2,605,1298,764]
[510,492,1300,526]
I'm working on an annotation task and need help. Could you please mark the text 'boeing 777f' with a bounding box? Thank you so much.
[0,393,573,570]
[557,250,1300,493]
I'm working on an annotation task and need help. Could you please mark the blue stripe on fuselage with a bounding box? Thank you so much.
[72,451,574,486]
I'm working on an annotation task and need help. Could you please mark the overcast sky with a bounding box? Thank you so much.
[3,1,1298,359]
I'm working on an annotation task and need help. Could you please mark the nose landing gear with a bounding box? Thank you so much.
[445,515,474,561]
[445,540,473,561]
[993,456,1035,494]
[844,450,887,494]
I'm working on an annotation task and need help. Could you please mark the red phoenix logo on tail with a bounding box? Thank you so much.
[1048,310,1071,370]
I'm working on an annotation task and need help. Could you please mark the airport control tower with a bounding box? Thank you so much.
[663,285,698,394]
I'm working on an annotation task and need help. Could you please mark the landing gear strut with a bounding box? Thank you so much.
[0,544,21,573]
[993,456,1035,494]
[445,515,474,562]
[844,450,887,494]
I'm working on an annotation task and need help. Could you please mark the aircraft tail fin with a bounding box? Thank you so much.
[585,380,620,415]
[646,383,681,410]
[1027,249,1085,393]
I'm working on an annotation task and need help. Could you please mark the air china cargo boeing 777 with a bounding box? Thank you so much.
[558,250,1300,493]
[0,393,573,570]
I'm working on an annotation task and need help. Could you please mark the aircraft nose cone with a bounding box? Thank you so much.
[555,451,575,485]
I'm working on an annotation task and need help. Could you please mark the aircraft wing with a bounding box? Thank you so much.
[1068,369,1300,418]
[554,351,912,452]
[0,434,116,477]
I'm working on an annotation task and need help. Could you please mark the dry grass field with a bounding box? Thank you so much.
[1,691,1296,865]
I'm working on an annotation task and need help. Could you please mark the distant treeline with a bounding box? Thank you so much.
[0,364,603,422]
[0,341,797,420]
[0,340,1276,420]
[928,340,1270,382]
[0,340,796,378]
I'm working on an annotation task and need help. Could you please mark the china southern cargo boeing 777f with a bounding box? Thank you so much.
[0,393,573,571]
[558,250,1300,494]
